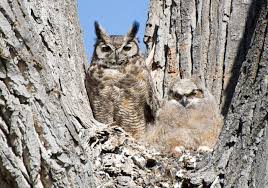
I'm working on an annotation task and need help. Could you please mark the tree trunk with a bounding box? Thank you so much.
[193,4,268,187]
[144,0,265,115]
[0,0,97,187]
[145,0,267,187]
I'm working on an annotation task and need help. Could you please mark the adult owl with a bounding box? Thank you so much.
[85,21,155,139]
[145,78,223,153]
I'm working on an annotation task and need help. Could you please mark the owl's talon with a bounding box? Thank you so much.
[197,146,213,153]
[171,146,185,157]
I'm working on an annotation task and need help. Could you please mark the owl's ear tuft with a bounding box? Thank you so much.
[126,21,140,40]
[94,21,110,42]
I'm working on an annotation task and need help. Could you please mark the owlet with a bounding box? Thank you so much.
[144,78,223,153]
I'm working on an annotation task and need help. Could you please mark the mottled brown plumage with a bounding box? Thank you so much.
[85,21,154,139]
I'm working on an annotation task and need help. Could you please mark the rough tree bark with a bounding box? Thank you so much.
[0,0,97,187]
[190,4,268,187]
[145,0,267,187]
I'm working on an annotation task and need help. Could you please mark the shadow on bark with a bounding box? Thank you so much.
[185,2,267,186]
[221,0,267,116]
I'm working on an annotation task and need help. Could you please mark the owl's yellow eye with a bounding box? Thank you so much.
[190,89,204,98]
[174,93,182,100]
[101,46,111,52]
[123,45,132,51]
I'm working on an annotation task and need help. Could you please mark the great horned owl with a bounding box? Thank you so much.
[85,21,154,139]
[144,78,223,153]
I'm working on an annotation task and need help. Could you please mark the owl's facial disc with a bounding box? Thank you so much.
[93,21,140,68]
[172,89,204,108]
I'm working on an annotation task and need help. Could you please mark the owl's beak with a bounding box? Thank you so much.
[180,96,189,107]
[111,50,119,64]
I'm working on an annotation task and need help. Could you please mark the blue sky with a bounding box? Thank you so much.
[77,0,149,61]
